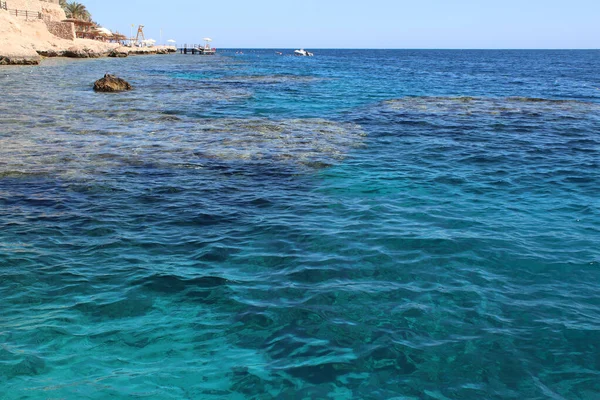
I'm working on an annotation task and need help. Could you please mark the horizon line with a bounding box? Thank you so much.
[203,47,600,51]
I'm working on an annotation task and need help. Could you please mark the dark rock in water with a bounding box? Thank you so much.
[108,49,128,58]
[93,74,132,92]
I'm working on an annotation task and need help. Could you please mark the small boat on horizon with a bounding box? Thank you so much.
[294,49,314,57]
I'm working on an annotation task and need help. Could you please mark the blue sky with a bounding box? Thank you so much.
[87,0,600,48]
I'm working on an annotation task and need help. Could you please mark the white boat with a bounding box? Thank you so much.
[195,37,216,55]
[294,49,314,57]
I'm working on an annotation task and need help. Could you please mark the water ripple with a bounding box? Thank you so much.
[1,50,599,399]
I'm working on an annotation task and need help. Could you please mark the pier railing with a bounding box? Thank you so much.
[179,44,217,55]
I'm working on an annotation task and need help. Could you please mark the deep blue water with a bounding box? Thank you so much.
[1,49,599,399]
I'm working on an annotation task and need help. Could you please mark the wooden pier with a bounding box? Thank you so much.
[179,45,216,55]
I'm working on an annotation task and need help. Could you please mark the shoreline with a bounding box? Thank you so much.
[1,43,178,66]
[34,44,177,62]
[0,9,176,65]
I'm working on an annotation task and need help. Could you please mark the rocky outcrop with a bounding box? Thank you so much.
[87,50,104,58]
[0,43,41,65]
[93,74,132,92]
[62,47,89,58]
[0,11,115,64]
[0,10,176,65]
[124,46,177,55]
[108,49,128,58]
[36,49,61,57]
[0,55,41,65]
[62,46,109,58]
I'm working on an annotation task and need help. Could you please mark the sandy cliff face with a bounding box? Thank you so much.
[0,6,176,65]
[41,2,67,21]
[0,11,43,64]
[0,10,118,64]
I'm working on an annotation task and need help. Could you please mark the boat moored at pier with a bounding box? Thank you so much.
[180,37,217,55]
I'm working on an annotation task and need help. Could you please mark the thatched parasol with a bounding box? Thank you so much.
[62,18,95,26]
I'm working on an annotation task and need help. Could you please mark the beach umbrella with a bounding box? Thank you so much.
[167,39,176,43]
[203,37,212,42]
[142,39,156,47]
[94,27,113,36]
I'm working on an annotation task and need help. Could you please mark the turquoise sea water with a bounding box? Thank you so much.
[1,50,599,399]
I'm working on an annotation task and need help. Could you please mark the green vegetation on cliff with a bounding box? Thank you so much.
[60,0,91,22]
